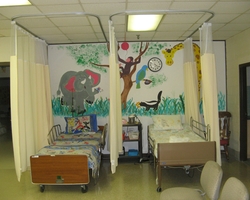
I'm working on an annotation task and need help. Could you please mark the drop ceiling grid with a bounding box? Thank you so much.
[0,0,249,43]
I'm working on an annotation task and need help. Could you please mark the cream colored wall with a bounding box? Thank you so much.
[226,28,250,158]
[0,37,10,77]
[0,37,11,62]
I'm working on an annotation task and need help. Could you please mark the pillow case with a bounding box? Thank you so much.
[152,115,183,130]
[65,114,98,134]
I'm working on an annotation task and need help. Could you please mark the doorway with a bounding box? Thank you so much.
[0,63,11,135]
[239,63,250,160]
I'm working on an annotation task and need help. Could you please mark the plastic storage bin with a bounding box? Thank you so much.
[128,149,138,156]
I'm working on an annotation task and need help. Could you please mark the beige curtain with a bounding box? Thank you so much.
[10,23,53,181]
[183,38,200,123]
[108,20,123,173]
[200,23,221,165]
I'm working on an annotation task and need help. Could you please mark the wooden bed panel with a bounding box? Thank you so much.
[158,141,216,166]
[30,155,89,185]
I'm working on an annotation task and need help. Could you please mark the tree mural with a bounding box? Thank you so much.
[89,42,150,108]
[119,42,149,108]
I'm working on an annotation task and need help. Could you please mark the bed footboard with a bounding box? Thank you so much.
[30,155,89,192]
[157,141,216,192]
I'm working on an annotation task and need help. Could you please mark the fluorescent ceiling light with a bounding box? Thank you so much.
[0,0,31,6]
[128,14,163,31]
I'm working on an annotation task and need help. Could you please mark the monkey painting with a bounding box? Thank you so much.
[118,55,141,76]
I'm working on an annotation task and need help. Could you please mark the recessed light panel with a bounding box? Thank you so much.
[0,0,31,6]
[128,15,163,31]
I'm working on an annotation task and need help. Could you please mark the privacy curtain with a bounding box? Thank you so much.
[10,22,53,181]
[108,20,123,173]
[183,38,200,123]
[200,23,221,165]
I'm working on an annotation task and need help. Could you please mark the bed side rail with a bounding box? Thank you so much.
[190,117,210,141]
[147,125,155,156]
[47,124,62,145]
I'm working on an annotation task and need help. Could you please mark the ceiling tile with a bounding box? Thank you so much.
[219,23,250,31]
[210,14,240,23]
[15,18,55,28]
[50,17,90,26]
[80,0,125,3]
[27,27,62,35]
[161,13,203,24]
[66,33,98,40]
[82,3,126,15]
[0,20,11,29]
[36,4,84,13]
[157,23,193,31]
[30,0,80,5]
[213,30,242,40]
[40,34,70,42]
[59,26,94,34]
[170,2,215,10]
[230,13,250,24]
[126,2,172,10]
[0,6,42,19]
[211,2,250,14]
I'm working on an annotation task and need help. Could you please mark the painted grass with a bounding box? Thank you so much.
[52,92,225,117]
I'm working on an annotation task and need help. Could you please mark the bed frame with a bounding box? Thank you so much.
[148,118,216,192]
[30,155,89,193]
[47,124,108,151]
[30,123,108,193]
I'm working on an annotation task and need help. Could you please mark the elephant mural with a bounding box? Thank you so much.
[57,69,101,113]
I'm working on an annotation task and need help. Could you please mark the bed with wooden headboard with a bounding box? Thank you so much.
[30,116,108,193]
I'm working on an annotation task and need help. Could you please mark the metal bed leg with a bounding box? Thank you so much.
[156,162,162,192]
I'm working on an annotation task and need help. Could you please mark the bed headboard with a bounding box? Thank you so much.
[47,124,62,145]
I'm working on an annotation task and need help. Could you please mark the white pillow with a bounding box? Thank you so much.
[152,115,183,130]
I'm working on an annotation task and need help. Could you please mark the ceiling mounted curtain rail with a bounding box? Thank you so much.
[109,9,214,39]
[11,12,108,42]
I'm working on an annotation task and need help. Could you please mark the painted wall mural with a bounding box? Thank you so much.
[56,69,101,114]
[162,43,201,97]
[48,41,226,120]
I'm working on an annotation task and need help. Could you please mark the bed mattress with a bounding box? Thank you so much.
[148,124,206,158]
[51,139,100,150]
[57,131,101,141]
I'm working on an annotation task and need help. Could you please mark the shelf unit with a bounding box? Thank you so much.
[119,122,142,162]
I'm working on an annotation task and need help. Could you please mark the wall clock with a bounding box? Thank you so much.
[148,57,162,72]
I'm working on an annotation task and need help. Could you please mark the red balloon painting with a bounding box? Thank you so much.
[121,42,129,50]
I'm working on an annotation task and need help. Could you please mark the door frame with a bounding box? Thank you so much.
[239,63,249,160]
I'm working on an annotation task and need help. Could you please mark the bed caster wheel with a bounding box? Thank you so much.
[157,187,162,192]
[39,185,45,193]
[81,185,88,193]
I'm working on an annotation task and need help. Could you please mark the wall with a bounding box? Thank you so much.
[0,37,11,78]
[0,37,11,62]
[48,41,226,153]
[0,36,228,154]
[226,28,250,158]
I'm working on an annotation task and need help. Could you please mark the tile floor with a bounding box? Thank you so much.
[0,127,250,200]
